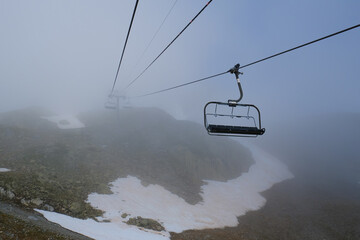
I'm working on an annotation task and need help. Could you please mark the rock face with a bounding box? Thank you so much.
[127,216,165,232]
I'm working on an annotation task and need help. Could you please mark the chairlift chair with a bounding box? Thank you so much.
[104,92,119,110]
[104,90,132,110]
[204,64,265,137]
[104,100,118,110]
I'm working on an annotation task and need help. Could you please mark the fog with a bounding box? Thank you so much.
[0,0,359,167]
[1,0,359,169]
[0,0,359,120]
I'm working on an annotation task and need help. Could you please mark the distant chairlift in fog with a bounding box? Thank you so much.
[104,91,131,110]
[104,97,118,110]
[204,64,265,137]
[104,93,119,110]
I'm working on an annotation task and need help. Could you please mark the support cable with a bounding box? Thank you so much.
[133,71,228,98]
[134,0,178,69]
[131,23,360,98]
[111,0,139,92]
[239,23,360,70]
[125,0,213,90]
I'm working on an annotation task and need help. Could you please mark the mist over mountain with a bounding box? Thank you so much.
[259,113,360,186]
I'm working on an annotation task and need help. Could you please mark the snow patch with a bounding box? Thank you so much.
[36,210,169,240]
[0,168,11,172]
[88,144,293,233]
[37,144,293,239]
[41,115,85,129]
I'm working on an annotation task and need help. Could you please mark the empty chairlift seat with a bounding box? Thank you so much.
[207,124,265,135]
[204,102,265,137]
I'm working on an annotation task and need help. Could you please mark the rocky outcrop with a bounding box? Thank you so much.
[0,187,15,200]
[127,216,165,232]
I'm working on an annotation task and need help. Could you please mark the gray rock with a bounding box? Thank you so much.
[21,198,30,206]
[6,190,15,199]
[43,204,55,212]
[0,187,6,196]
[31,198,43,206]
[126,216,165,232]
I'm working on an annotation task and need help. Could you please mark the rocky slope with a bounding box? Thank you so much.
[0,107,253,230]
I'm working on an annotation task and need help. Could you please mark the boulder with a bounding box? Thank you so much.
[30,198,43,206]
[21,198,30,206]
[43,204,55,212]
[127,216,165,232]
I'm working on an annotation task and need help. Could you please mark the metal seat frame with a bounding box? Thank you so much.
[204,102,265,137]
[203,64,265,137]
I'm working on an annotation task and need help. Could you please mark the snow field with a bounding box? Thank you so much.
[38,144,294,240]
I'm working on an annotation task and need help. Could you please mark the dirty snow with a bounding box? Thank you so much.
[36,209,169,240]
[37,144,293,239]
[0,168,11,172]
[41,115,85,129]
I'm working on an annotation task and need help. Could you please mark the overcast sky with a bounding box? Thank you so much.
[0,0,359,123]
